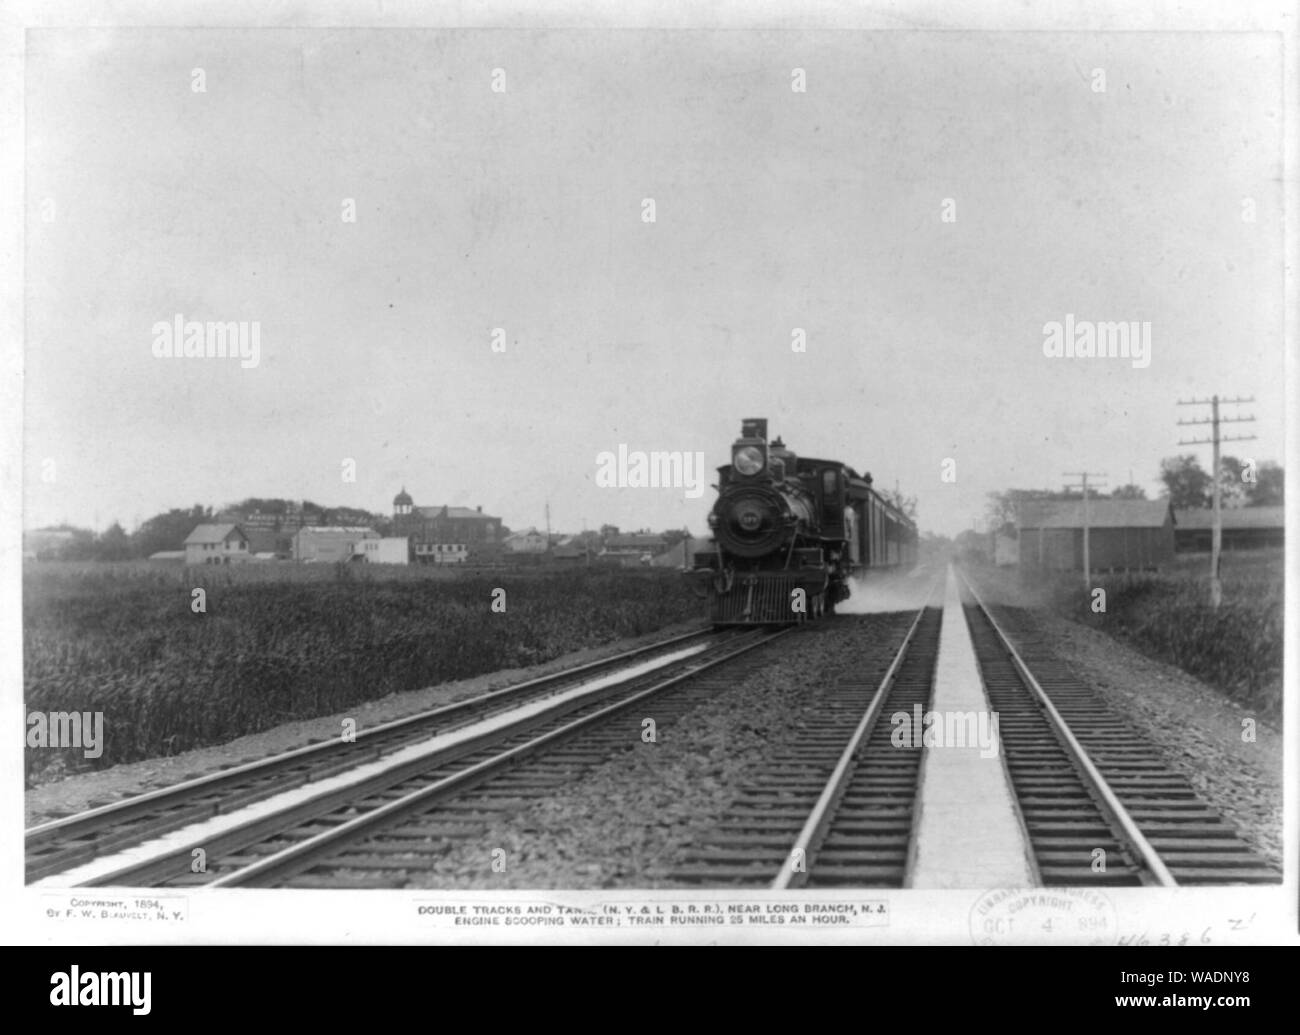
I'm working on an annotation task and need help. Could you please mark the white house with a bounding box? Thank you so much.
[184,523,252,565]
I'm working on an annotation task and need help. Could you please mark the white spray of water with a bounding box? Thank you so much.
[838,564,937,614]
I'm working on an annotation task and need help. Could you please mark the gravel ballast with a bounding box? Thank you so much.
[400,613,920,889]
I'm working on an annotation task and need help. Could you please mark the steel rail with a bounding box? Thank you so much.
[70,631,756,887]
[208,628,793,888]
[957,570,1177,888]
[27,626,714,851]
[770,587,936,890]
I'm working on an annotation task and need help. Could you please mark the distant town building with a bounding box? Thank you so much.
[600,533,669,567]
[1173,506,1284,552]
[240,510,304,555]
[210,507,310,556]
[355,537,412,565]
[184,523,253,565]
[552,536,591,563]
[391,488,503,562]
[415,543,469,564]
[292,526,379,563]
[1017,500,1175,572]
[504,528,548,554]
[650,537,695,570]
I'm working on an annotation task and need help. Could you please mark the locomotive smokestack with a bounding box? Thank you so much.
[740,418,767,442]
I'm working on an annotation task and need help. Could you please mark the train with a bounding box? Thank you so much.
[689,418,918,625]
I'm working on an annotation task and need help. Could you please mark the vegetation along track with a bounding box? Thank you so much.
[672,580,944,888]
[958,570,1278,886]
[46,627,788,888]
[27,627,722,883]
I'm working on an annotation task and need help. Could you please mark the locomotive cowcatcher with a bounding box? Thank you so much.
[689,418,917,625]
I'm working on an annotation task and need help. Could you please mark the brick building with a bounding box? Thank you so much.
[390,487,503,562]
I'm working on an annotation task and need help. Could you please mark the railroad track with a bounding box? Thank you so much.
[674,567,1277,890]
[27,626,724,883]
[269,634,797,889]
[38,626,788,888]
[672,581,944,887]
[958,570,1278,886]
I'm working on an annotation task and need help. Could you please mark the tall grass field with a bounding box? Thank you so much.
[1030,549,1283,720]
[23,562,700,783]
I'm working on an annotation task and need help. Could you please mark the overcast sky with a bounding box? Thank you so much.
[23,28,1285,537]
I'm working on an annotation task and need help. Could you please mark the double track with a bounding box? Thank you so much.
[36,628,784,888]
[27,627,720,883]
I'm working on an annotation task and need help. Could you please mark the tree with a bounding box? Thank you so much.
[985,488,1080,531]
[1110,484,1147,500]
[1158,455,1212,509]
[95,521,133,561]
[228,497,291,516]
[879,486,918,520]
[132,504,210,557]
[1216,455,1249,509]
[323,506,386,527]
[1245,461,1284,507]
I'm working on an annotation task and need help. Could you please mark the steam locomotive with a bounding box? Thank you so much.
[690,418,917,625]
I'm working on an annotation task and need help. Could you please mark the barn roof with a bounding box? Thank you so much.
[183,523,246,545]
[1173,506,1284,530]
[1018,500,1173,530]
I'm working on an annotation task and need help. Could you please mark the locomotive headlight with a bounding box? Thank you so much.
[733,446,765,476]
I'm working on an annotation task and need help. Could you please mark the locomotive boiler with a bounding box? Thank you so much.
[690,418,917,625]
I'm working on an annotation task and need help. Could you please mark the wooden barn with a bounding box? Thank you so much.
[1173,506,1284,552]
[1017,499,1175,572]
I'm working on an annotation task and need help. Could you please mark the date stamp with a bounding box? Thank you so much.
[970,887,1117,946]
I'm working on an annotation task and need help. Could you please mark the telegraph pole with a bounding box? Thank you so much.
[1063,472,1107,588]
[1177,395,1256,607]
